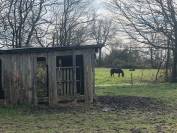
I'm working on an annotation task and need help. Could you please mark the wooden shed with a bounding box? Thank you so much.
[0,45,100,105]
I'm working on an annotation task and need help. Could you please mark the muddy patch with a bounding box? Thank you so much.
[97,96,169,111]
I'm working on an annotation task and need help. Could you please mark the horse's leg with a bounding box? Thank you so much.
[111,73,113,77]
[118,73,120,77]
[122,72,124,77]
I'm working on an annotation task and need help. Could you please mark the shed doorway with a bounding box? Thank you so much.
[36,57,49,104]
[56,55,84,97]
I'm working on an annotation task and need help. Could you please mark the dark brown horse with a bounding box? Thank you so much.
[110,68,124,77]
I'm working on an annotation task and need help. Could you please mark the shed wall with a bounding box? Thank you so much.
[0,49,95,105]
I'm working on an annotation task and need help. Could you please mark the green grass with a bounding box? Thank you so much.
[96,83,177,105]
[0,68,177,132]
[96,68,165,85]
[96,68,177,105]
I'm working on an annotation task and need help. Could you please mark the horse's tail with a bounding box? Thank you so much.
[122,70,124,77]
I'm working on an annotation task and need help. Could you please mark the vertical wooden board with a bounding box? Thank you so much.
[72,53,77,97]
[27,54,33,103]
[7,55,16,104]
[13,55,17,103]
[0,55,4,92]
[5,55,10,103]
[56,68,59,82]
[89,53,94,103]
[91,50,96,99]
[26,54,32,103]
[32,54,38,105]
[63,68,66,96]
[69,68,71,95]
[70,68,73,96]
[60,68,63,96]
[10,55,14,104]
[56,68,58,95]
[14,54,21,104]
[64,69,67,96]
[84,50,94,103]
[59,69,63,96]
[3,56,7,101]
[67,68,69,95]
[1,56,5,99]
[22,54,32,104]
[2,55,10,103]
[66,69,68,96]
[83,53,88,102]
[23,54,27,102]
[14,54,23,103]
[48,53,57,105]
[19,54,25,104]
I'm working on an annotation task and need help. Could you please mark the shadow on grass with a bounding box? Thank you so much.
[97,96,169,111]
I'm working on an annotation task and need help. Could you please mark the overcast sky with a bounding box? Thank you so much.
[93,0,105,13]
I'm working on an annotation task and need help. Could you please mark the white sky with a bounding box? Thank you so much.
[92,0,107,13]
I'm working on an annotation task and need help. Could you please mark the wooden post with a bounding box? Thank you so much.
[141,71,144,82]
[131,72,133,86]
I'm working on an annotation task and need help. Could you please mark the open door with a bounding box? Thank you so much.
[36,57,49,104]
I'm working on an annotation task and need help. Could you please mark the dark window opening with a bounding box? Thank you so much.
[76,55,84,95]
[36,57,49,104]
[0,59,4,99]
[56,56,73,67]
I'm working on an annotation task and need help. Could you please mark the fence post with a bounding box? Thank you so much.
[131,72,133,86]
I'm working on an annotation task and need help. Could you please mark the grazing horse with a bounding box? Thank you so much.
[110,68,124,77]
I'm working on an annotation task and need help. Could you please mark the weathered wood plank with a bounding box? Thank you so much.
[32,54,38,105]
[72,53,77,97]
[48,53,57,105]
[84,50,94,103]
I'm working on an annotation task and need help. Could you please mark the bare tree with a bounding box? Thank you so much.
[0,0,50,48]
[108,0,177,81]
[89,17,116,65]
[51,0,92,46]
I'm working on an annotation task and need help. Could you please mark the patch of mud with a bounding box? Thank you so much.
[97,96,169,111]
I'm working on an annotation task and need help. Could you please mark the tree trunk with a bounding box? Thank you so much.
[150,47,155,68]
[98,47,102,66]
[172,23,177,82]
[172,49,177,82]
[165,40,170,81]
[165,49,170,81]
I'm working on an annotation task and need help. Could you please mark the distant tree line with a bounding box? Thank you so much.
[98,47,172,69]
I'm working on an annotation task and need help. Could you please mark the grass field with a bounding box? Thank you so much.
[96,68,166,85]
[0,68,177,133]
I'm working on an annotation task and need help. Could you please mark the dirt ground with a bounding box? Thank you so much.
[97,96,169,111]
